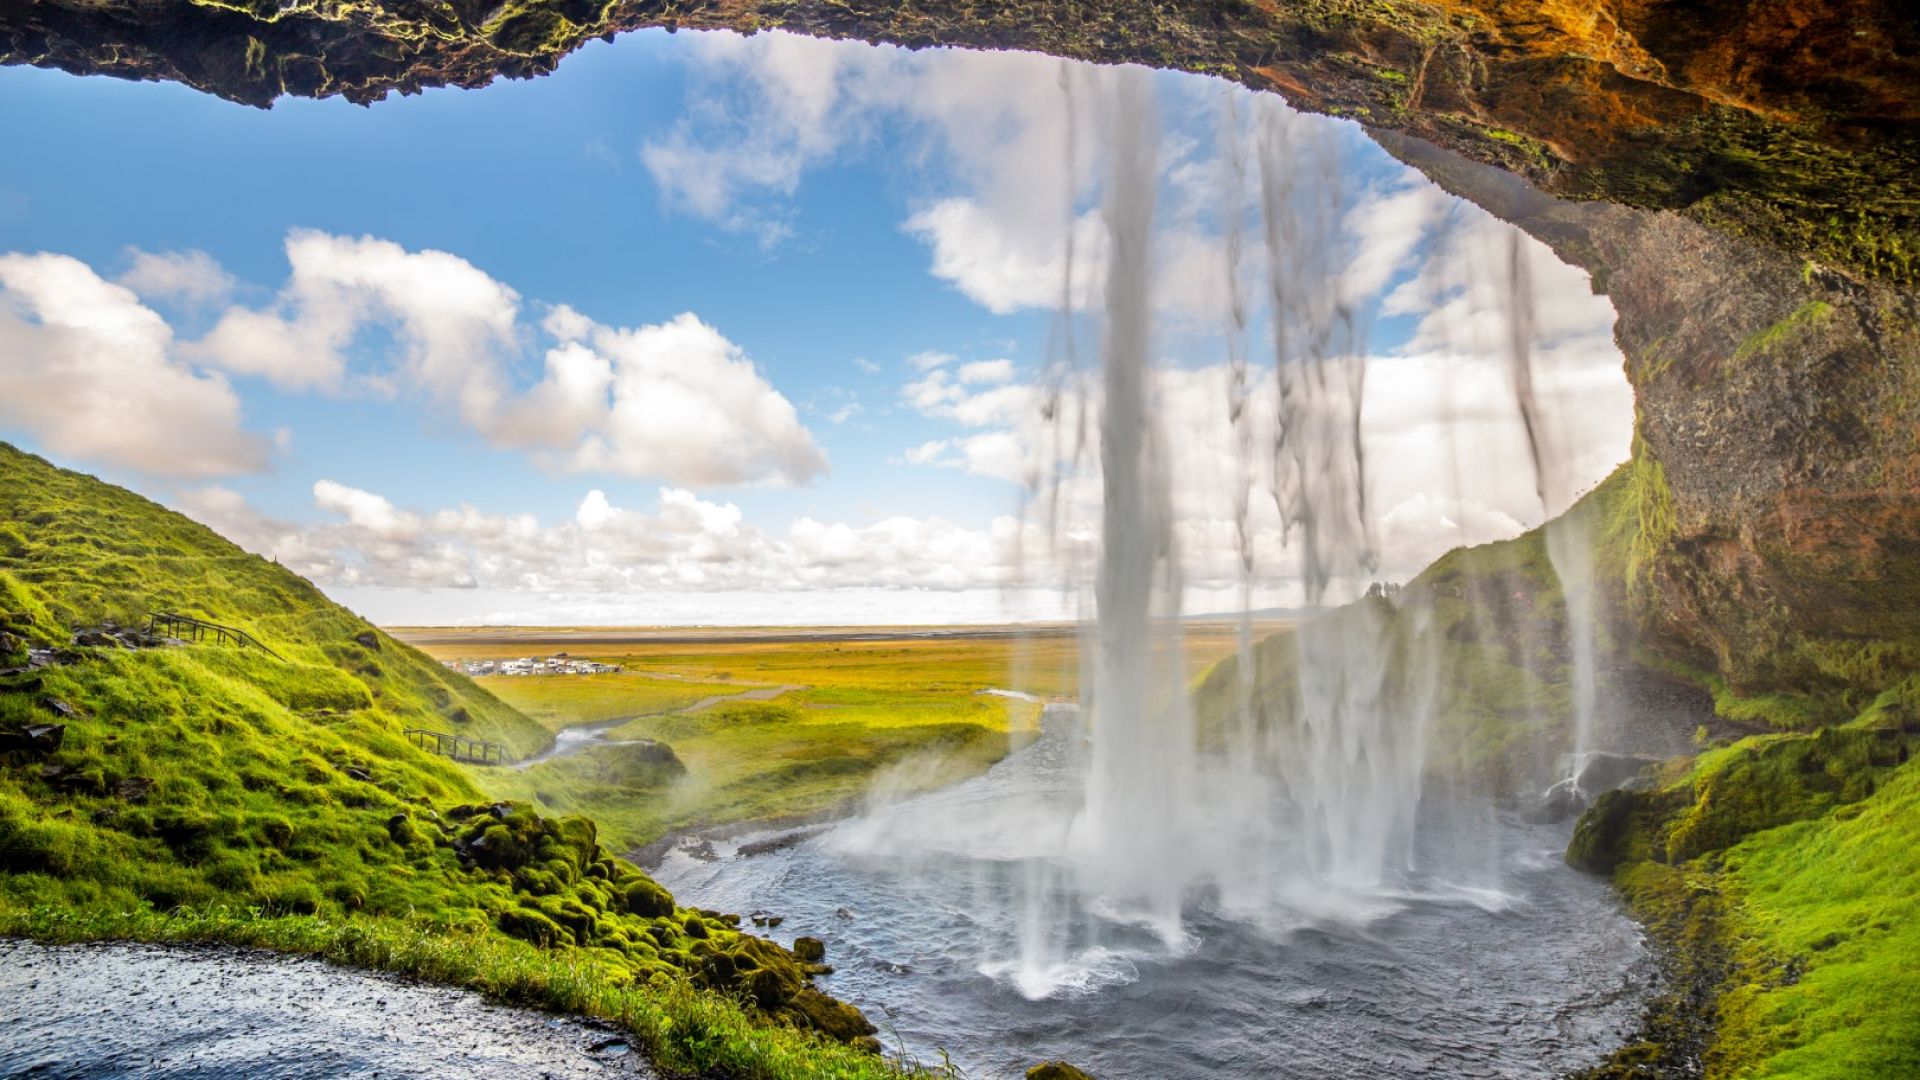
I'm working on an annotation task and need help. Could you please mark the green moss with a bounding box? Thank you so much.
[1622,430,1674,599]
[1569,690,1920,1079]
[1733,300,1834,363]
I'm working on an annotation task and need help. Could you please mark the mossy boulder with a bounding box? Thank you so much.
[1567,789,1643,876]
[618,876,674,918]
[786,985,877,1044]
[1029,1064,1097,1080]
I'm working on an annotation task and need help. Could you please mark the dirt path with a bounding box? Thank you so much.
[0,938,654,1078]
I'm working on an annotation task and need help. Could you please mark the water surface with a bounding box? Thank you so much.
[654,712,1654,1079]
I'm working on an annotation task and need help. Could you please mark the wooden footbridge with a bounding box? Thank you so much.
[405,728,512,766]
[146,612,284,661]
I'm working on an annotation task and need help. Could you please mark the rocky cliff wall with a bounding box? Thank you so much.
[1380,131,1919,719]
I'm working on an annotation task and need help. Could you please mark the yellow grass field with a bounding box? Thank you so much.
[395,623,1282,853]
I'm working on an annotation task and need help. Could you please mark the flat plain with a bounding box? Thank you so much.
[394,622,1283,853]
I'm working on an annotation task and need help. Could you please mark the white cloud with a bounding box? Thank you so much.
[118,248,237,306]
[545,311,828,488]
[0,253,266,477]
[180,480,1034,598]
[184,231,826,488]
[905,199,1108,315]
[956,359,1016,385]
[644,32,1092,251]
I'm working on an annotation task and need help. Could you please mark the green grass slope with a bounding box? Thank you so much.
[1190,464,1635,786]
[487,688,1021,851]
[0,444,912,1079]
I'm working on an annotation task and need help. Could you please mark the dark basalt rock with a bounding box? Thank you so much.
[791,936,826,963]
[37,696,78,720]
[0,722,64,757]
[353,630,381,651]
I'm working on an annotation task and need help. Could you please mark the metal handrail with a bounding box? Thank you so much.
[145,612,285,661]
[404,727,511,766]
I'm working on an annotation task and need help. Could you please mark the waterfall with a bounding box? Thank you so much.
[1503,230,1601,772]
[1072,65,1197,945]
[974,66,1590,992]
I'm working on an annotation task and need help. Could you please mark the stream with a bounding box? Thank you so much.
[652,707,1657,1079]
[0,939,652,1078]
[517,682,805,768]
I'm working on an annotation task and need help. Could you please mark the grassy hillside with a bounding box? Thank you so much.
[486,683,1028,851]
[1190,464,1636,788]
[0,443,915,1079]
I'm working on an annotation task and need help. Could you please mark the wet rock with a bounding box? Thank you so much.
[1527,779,1585,824]
[736,827,824,858]
[792,936,825,963]
[875,960,913,976]
[1574,752,1655,798]
[343,765,373,782]
[1530,753,1659,823]
[834,906,855,921]
[38,696,78,719]
[679,838,718,863]
[1028,1063,1096,1080]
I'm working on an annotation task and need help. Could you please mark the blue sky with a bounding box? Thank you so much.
[0,30,1633,624]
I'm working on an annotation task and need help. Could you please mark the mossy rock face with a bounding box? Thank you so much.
[1568,789,1644,876]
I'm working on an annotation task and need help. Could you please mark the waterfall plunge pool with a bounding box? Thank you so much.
[652,707,1656,1079]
